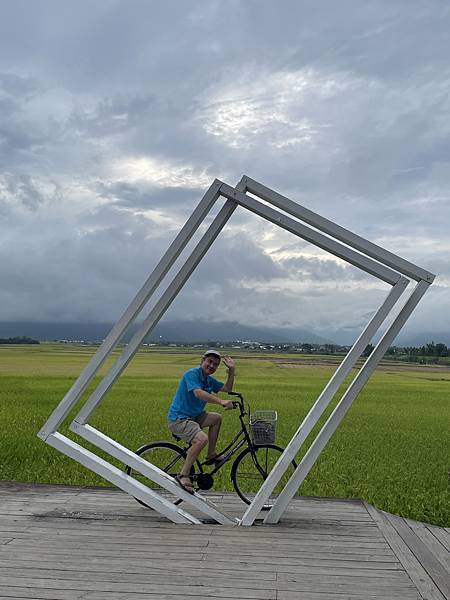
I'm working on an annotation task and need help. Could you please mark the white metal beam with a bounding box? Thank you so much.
[264,279,430,524]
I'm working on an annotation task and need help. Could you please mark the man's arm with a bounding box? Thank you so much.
[193,388,232,409]
[220,355,235,393]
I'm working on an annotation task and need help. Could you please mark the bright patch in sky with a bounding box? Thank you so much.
[201,68,350,149]
[112,157,212,188]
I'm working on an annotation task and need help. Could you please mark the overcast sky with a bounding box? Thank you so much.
[1,0,449,344]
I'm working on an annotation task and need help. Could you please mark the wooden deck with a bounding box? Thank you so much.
[0,481,448,600]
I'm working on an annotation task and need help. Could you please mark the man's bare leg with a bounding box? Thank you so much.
[179,431,207,489]
[202,412,222,460]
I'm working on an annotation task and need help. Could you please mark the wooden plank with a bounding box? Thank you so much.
[276,570,417,589]
[2,535,395,557]
[0,576,277,599]
[0,519,381,539]
[406,519,450,572]
[277,583,419,598]
[210,528,382,540]
[205,541,391,554]
[276,577,420,598]
[0,566,275,592]
[0,545,399,568]
[0,523,384,545]
[0,529,212,546]
[209,532,386,544]
[0,586,81,600]
[0,523,214,538]
[0,588,266,600]
[0,527,393,553]
[427,524,450,554]
[1,544,207,563]
[200,550,396,566]
[278,591,420,600]
[0,558,276,580]
[384,512,450,599]
[0,505,373,520]
[0,555,405,579]
[365,502,446,600]
[0,505,372,523]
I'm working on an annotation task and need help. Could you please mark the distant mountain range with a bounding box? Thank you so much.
[0,321,448,347]
[0,320,333,345]
[393,331,450,347]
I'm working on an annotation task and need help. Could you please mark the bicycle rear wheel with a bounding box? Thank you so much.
[124,442,193,508]
[231,444,297,510]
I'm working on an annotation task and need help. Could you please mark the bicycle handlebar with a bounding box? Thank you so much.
[227,391,243,399]
[227,391,247,415]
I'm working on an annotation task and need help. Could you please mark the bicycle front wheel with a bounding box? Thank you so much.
[124,442,190,508]
[231,444,297,510]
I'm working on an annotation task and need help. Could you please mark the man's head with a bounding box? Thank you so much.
[201,349,221,375]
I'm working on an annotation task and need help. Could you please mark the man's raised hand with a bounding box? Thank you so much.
[222,355,235,370]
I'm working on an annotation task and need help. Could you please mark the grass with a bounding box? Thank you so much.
[0,343,449,526]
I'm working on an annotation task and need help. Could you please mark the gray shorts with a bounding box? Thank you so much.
[168,411,208,443]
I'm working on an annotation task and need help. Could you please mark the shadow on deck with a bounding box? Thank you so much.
[0,481,448,600]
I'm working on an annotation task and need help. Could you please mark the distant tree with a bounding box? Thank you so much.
[425,342,436,356]
[0,336,39,345]
[434,343,448,357]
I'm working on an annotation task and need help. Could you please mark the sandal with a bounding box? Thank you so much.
[174,474,195,495]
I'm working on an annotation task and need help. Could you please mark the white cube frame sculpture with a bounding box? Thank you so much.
[38,175,435,527]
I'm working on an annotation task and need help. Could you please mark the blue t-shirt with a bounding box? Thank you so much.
[168,367,224,421]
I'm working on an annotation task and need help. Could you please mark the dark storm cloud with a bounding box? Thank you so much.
[0,0,448,339]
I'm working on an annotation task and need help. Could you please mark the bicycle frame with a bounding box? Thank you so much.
[208,394,251,470]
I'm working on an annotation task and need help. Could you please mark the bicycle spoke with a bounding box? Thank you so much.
[236,472,261,480]
[263,448,269,473]
[232,445,297,509]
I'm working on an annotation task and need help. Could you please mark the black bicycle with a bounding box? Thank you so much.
[125,392,297,510]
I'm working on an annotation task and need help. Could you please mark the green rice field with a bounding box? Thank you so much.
[0,343,449,526]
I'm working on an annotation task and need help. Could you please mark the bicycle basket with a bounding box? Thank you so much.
[249,410,277,445]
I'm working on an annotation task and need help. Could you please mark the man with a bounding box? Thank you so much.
[167,350,235,493]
